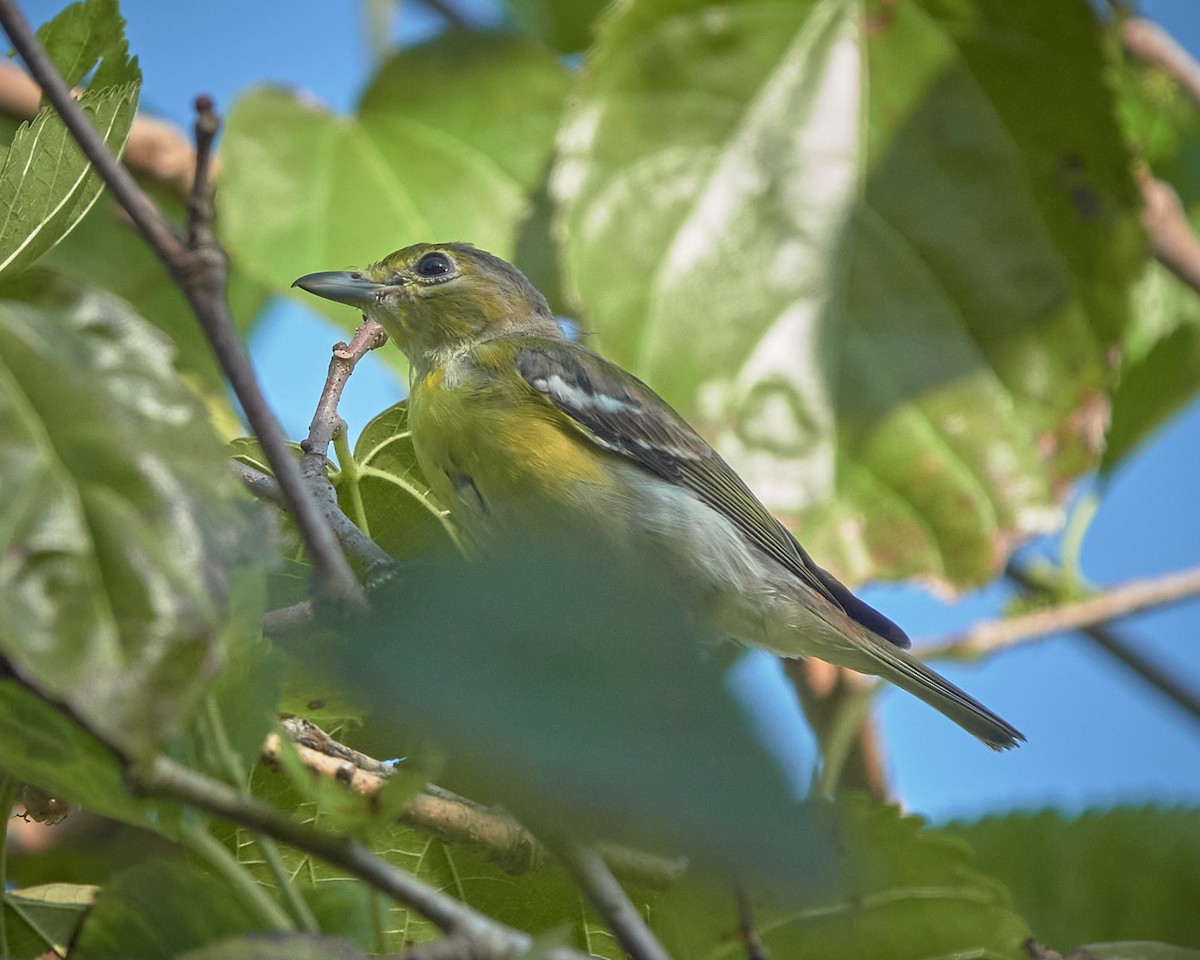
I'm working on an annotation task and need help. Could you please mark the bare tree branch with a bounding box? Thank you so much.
[543,832,673,960]
[1006,564,1200,729]
[1138,172,1200,296]
[264,719,685,886]
[0,1,362,606]
[918,565,1200,660]
[233,461,391,570]
[137,756,593,960]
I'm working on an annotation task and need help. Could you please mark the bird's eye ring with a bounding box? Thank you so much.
[415,251,454,280]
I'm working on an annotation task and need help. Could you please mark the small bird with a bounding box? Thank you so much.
[295,243,1023,750]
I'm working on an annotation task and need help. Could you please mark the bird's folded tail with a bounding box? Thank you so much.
[860,637,1025,750]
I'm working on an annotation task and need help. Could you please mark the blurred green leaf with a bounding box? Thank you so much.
[221,32,568,340]
[658,796,1029,960]
[0,0,140,277]
[71,860,267,960]
[943,807,1200,950]
[306,537,831,890]
[176,935,371,960]
[0,287,265,758]
[507,0,610,53]
[555,0,1143,587]
[341,401,456,559]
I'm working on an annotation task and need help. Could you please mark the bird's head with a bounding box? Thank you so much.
[293,242,558,373]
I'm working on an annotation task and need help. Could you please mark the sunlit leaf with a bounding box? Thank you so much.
[221,32,568,338]
[343,401,456,559]
[555,0,1144,587]
[0,0,140,277]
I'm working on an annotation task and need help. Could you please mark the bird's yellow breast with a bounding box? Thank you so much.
[408,357,617,524]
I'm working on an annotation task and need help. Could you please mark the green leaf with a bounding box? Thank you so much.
[508,0,611,52]
[555,0,1144,587]
[1077,945,1200,960]
[342,401,456,559]
[657,796,1029,960]
[0,680,170,830]
[3,883,96,959]
[1103,262,1200,472]
[71,860,268,960]
[176,935,371,960]
[0,287,265,758]
[220,32,568,338]
[943,807,1200,950]
[306,537,834,890]
[0,0,140,277]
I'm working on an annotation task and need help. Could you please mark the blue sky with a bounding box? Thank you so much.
[21,0,1200,822]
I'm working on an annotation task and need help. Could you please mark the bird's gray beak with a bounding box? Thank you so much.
[292,271,380,307]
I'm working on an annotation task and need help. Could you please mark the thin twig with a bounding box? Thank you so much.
[301,319,389,464]
[734,885,769,960]
[234,461,391,569]
[0,2,362,607]
[1006,565,1200,729]
[917,565,1200,660]
[263,721,685,885]
[543,832,672,960]
[296,319,390,576]
[137,756,593,960]
[262,601,314,638]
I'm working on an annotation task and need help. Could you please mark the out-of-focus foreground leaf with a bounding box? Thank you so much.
[220,32,568,339]
[508,0,611,53]
[555,0,1144,587]
[944,807,1200,951]
[0,0,140,277]
[658,796,1029,960]
[0,283,264,758]
[308,537,831,890]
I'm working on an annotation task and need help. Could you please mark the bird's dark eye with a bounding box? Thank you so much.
[415,251,453,279]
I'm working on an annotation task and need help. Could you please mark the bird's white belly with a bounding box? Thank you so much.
[599,465,855,660]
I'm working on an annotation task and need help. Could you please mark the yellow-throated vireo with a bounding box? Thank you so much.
[295,243,1023,750]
